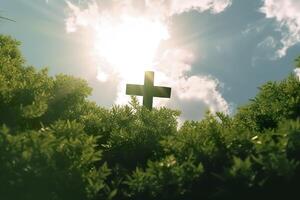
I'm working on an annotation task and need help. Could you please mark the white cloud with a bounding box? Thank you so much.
[64,0,231,120]
[66,0,232,31]
[260,0,300,58]
[242,20,266,36]
[254,36,281,61]
[65,1,100,33]
[145,0,232,18]
[176,75,229,113]
[156,48,229,115]
[295,68,300,81]
[257,36,276,49]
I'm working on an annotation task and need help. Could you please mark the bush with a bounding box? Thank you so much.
[0,34,300,199]
[0,121,110,200]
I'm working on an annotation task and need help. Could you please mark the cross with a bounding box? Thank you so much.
[126,71,171,110]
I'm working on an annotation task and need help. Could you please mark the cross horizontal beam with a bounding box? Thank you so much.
[126,84,143,96]
[153,86,171,98]
[126,71,171,110]
[126,85,171,98]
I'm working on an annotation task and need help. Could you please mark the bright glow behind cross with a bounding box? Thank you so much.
[94,16,169,82]
[65,0,230,118]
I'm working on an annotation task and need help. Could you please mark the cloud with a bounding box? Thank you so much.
[295,68,300,81]
[66,0,232,31]
[254,36,281,61]
[260,0,300,58]
[145,0,232,18]
[257,36,276,49]
[242,20,266,36]
[64,0,231,120]
[155,48,229,115]
[65,1,100,33]
[175,75,229,113]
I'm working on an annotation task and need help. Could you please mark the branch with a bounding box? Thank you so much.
[0,16,16,22]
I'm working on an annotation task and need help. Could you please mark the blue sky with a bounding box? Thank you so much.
[1,0,300,121]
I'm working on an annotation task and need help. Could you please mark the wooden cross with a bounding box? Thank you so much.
[126,71,171,110]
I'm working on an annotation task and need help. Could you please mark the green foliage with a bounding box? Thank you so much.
[295,55,300,68]
[235,75,300,131]
[103,104,179,169]
[0,35,300,199]
[0,121,110,200]
[0,35,92,130]
[126,155,204,200]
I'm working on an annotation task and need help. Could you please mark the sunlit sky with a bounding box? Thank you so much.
[1,0,300,121]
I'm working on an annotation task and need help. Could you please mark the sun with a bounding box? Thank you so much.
[94,15,169,82]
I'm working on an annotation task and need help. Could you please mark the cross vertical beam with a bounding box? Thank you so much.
[126,71,171,110]
[143,71,154,109]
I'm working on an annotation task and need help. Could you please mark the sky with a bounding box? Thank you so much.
[1,0,300,121]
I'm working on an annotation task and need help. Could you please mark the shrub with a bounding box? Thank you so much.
[0,34,300,200]
[0,121,110,200]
